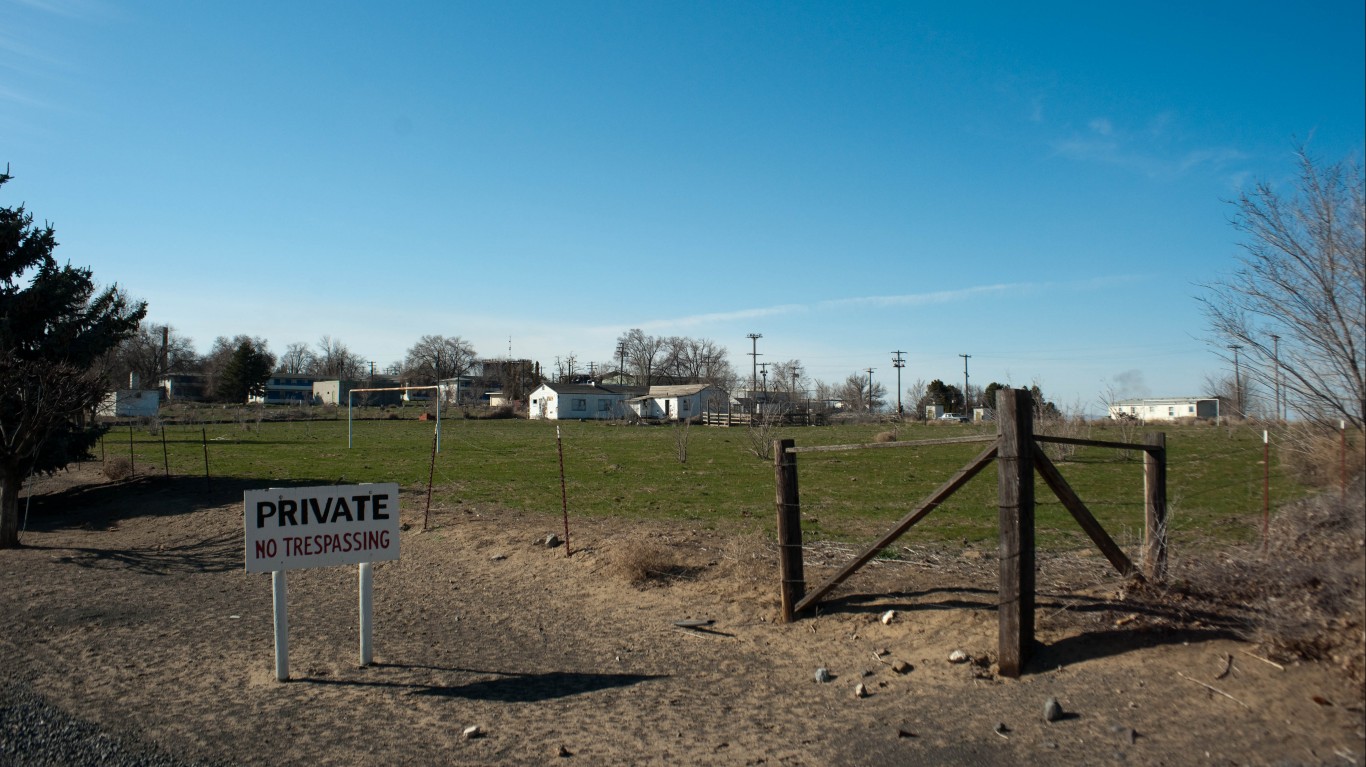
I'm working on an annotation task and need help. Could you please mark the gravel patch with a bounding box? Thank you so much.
[0,679,224,767]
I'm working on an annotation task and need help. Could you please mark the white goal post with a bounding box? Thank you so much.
[347,385,442,453]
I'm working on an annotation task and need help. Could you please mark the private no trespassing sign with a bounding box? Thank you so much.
[244,483,400,573]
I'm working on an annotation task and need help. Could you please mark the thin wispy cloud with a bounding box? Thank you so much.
[625,277,1142,333]
[1052,115,1246,180]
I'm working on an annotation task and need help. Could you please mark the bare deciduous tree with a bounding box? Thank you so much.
[107,322,198,389]
[1200,149,1364,428]
[277,342,315,375]
[833,372,886,413]
[403,335,476,402]
[311,335,367,380]
[617,328,666,386]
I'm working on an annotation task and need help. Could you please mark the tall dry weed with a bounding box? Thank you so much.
[1167,486,1365,689]
[1277,422,1364,489]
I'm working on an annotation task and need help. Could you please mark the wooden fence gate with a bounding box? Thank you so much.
[774,388,1168,677]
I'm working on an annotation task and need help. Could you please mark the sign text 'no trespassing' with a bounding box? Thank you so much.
[244,483,400,573]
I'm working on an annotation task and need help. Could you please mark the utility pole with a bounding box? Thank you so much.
[959,354,971,416]
[759,362,771,403]
[865,368,875,412]
[1229,344,1243,416]
[746,333,763,412]
[616,342,626,386]
[891,351,906,415]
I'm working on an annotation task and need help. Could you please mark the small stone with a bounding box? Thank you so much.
[556,744,573,757]
[1043,697,1063,723]
[948,650,969,664]
[993,722,1010,737]
[490,553,507,561]
[461,725,484,740]
[874,647,890,657]
[880,610,896,625]
[892,660,913,674]
[544,533,562,548]
[814,667,832,683]
[1110,725,1137,744]
[854,683,868,698]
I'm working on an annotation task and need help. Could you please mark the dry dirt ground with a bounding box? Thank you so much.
[1,464,1363,766]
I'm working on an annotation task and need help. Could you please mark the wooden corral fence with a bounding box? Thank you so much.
[774,388,1168,677]
[703,406,825,427]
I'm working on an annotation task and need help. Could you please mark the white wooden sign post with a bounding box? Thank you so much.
[244,483,400,681]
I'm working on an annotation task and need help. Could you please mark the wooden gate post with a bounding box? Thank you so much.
[1143,432,1168,582]
[996,388,1035,678]
[775,438,805,622]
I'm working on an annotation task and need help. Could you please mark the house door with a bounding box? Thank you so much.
[664,401,671,419]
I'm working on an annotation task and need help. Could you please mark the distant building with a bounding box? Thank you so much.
[98,389,159,417]
[627,384,721,421]
[1108,397,1219,421]
[313,380,357,406]
[159,373,207,402]
[249,375,320,405]
[528,382,640,420]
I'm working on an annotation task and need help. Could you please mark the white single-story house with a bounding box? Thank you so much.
[628,384,721,421]
[1108,397,1220,421]
[528,382,638,420]
[98,389,160,417]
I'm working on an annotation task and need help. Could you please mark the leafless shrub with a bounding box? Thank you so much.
[1167,487,1365,689]
[465,405,517,420]
[746,406,786,460]
[102,456,133,481]
[1036,409,1089,462]
[613,539,693,584]
[673,418,691,463]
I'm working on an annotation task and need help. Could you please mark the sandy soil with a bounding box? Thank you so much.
[1,464,1363,766]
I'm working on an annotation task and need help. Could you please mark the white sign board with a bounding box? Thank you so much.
[244,483,400,573]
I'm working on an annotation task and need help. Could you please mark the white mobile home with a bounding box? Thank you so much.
[1108,397,1219,421]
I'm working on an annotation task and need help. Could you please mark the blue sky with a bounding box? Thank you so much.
[4,1,1363,411]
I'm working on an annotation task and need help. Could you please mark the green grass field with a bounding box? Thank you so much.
[106,413,1312,551]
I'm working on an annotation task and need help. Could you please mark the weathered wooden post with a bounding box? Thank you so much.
[1143,432,1168,582]
[775,438,805,622]
[996,388,1035,678]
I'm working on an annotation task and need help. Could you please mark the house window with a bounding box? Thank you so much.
[1188,406,1195,413]
[681,399,690,412]
[598,400,611,411]
[1168,407,1175,416]
[572,399,587,411]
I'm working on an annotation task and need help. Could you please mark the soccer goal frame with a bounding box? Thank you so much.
[347,385,443,453]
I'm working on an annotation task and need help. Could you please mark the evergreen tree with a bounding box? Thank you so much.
[216,340,274,403]
[1,168,146,547]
